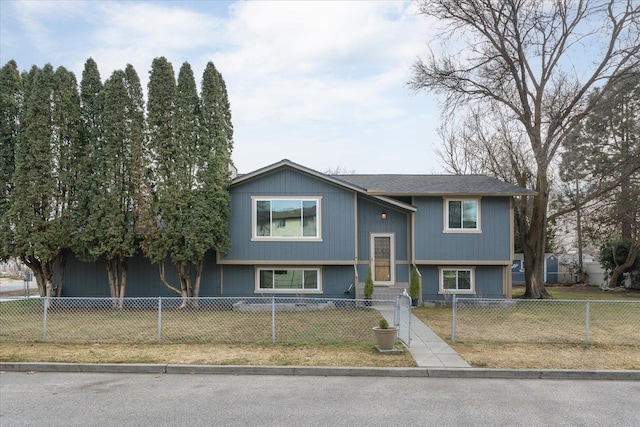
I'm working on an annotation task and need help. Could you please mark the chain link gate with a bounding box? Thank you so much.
[394,292,412,347]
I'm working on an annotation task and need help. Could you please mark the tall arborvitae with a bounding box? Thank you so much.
[0,61,22,261]
[144,59,203,304]
[200,61,232,256]
[73,58,104,262]
[173,61,222,302]
[84,69,145,305]
[10,64,75,296]
[123,64,150,243]
[50,66,83,295]
[144,57,182,296]
[143,59,234,304]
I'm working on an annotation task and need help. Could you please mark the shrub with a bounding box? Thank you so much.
[409,266,420,300]
[378,318,389,329]
[364,266,374,299]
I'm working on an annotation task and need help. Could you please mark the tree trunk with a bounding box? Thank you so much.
[118,258,128,309]
[158,259,182,295]
[192,259,203,309]
[177,262,192,309]
[522,175,551,299]
[23,258,56,297]
[608,243,640,288]
[106,258,118,307]
[56,252,66,297]
[42,260,55,298]
[23,259,46,297]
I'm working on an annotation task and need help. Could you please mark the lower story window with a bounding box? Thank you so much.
[256,268,321,293]
[439,267,475,294]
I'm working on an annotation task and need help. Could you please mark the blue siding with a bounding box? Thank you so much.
[354,197,410,285]
[418,265,505,301]
[56,164,515,299]
[220,265,356,299]
[414,196,511,261]
[61,251,221,297]
[223,169,356,262]
[356,197,409,263]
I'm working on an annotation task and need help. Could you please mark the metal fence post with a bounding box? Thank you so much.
[271,295,276,344]
[157,297,162,344]
[585,301,590,345]
[451,294,457,343]
[42,297,49,342]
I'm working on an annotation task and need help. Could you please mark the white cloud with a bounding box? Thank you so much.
[1,0,443,174]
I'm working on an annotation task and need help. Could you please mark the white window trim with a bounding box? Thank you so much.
[254,267,322,294]
[252,196,322,241]
[370,233,395,285]
[438,267,475,295]
[443,197,482,233]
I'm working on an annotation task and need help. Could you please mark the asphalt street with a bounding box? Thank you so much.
[1,371,639,426]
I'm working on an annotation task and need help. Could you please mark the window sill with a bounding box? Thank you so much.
[438,290,475,295]
[255,290,323,294]
[251,237,323,242]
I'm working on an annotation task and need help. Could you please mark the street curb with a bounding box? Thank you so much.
[1,362,638,380]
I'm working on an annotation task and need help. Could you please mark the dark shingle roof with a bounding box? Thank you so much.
[330,174,534,196]
[232,159,534,197]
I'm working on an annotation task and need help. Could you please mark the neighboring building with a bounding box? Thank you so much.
[512,253,607,286]
[512,253,560,284]
[61,159,534,302]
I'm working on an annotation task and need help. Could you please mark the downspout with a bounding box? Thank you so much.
[507,197,515,299]
[410,204,422,305]
[353,192,359,299]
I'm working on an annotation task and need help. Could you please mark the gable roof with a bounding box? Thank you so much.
[332,174,535,196]
[231,159,416,212]
[232,159,534,201]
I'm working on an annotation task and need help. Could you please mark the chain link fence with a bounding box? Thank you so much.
[0,297,400,345]
[451,297,640,345]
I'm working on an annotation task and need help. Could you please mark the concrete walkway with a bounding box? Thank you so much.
[378,309,470,368]
[406,313,470,368]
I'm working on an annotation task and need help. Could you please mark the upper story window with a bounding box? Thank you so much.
[253,197,321,240]
[444,198,481,232]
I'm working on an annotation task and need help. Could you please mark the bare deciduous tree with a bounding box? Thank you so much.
[410,0,639,298]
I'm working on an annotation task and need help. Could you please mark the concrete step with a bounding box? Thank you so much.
[356,282,408,301]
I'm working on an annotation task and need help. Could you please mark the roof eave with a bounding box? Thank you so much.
[367,191,537,197]
[231,159,369,194]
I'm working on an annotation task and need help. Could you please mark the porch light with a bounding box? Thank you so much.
[381,212,387,220]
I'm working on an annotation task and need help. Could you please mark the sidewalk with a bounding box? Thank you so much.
[378,309,470,368]
[406,313,470,368]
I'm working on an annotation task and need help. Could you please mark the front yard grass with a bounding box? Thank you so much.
[412,285,640,370]
[1,285,639,370]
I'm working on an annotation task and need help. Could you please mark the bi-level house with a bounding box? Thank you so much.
[61,159,533,302]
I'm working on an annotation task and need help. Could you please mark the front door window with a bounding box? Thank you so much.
[371,233,394,284]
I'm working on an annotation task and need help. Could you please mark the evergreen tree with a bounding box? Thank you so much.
[144,59,233,304]
[9,64,74,297]
[561,71,640,287]
[123,64,150,241]
[144,57,186,298]
[0,60,22,261]
[82,69,145,304]
[50,66,83,295]
[73,58,104,262]
[200,61,232,256]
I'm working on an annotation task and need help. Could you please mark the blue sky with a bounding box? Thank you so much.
[0,0,444,174]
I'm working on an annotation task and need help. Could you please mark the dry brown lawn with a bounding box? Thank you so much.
[1,342,417,367]
[413,285,640,370]
[1,284,639,370]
